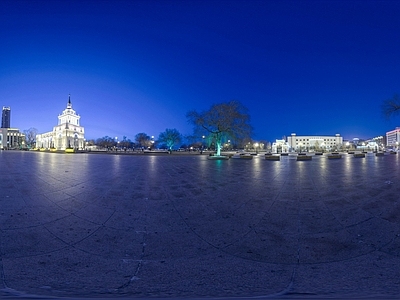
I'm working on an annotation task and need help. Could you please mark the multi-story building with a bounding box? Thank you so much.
[36,95,85,150]
[386,127,400,149]
[2,106,10,128]
[287,133,343,152]
[0,106,25,149]
[0,128,25,149]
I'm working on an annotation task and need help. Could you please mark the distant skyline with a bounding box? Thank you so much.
[1,0,400,141]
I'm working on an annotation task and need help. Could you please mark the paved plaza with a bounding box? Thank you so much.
[1,151,400,299]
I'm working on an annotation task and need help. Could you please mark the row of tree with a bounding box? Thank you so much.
[92,101,253,153]
[24,95,399,152]
[22,100,254,153]
[92,129,183,150]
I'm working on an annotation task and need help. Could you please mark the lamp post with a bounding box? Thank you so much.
[254,142,259,154]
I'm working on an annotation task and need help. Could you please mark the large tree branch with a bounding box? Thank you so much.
[382,94,400,119]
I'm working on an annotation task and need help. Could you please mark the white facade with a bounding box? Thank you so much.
[386,127,400,148]
[0,128,25,149]
[287,133,343,152]
[272,139,289,153]
[36,96,85,150]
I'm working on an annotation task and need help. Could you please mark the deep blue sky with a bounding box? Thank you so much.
[1,0,400,142]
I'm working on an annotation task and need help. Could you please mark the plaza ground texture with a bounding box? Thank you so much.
[1,151,400,299]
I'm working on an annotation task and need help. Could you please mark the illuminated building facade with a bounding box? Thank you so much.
[0,128,25,149]
[287,133,343,152]
[386,127,400,149]
[36,95,85,150]
[272,139,289,153]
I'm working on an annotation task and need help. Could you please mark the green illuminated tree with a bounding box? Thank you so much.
[158,128,182,150]
[187,100,252,156]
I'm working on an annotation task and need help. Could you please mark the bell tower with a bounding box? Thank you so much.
[58,94,81,126]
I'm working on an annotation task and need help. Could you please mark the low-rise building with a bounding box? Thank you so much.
[271,139,289,153]
[287,133,343,152]
[0,128,25,149]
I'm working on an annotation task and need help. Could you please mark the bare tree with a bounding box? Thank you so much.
[382,94,400,118]
[119,136,133,150]
[135,133,151,148]
[23,127,38,148]
[187,100,252,156]
[96,136,115,150]
[158,128,182,150]
[86,139,95,146]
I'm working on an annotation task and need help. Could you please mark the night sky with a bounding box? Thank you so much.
[1,0,400,142]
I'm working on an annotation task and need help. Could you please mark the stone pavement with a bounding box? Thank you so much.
[0,151,400,299]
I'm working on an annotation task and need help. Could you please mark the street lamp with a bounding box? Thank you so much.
[254,142,259,154]
[150,136,155,150]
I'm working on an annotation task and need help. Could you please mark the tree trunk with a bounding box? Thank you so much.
[216,141,221,156]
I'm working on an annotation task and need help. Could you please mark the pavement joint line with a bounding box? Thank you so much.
[1,151,400,297]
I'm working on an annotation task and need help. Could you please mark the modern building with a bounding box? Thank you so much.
[287,133,343,152]
[0,106,25,149]
[386,127,400,149]
[0,128,25,149]
[2,106,10,128]
[36,95,85,150]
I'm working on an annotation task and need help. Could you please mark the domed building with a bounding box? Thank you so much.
[36,95,85,150]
